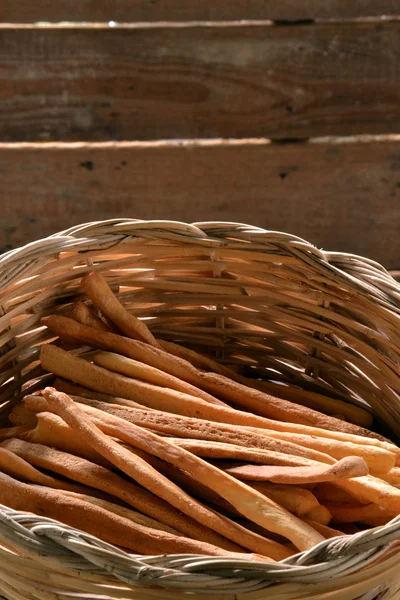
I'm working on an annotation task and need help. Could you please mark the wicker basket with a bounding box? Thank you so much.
[1,219,400,600]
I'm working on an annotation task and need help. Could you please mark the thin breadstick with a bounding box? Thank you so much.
[248,430,395,475]
[381,468,400,485]
[81,272,160,347]
[324,503,396,524]
[337,476,400,515]
[0,426,31,442]
[91,351,393,475]
[60,490,182,536]
[8,404,38,428]
[42,387,324,552]
[223,457,369,484]
[0,472,243,557]
[313,483,366,505]
[248,482,320,516]
[302,519,344,539]
[21,412,114,469]
[70,300,112,332]
[2,436,241,552]
[27,387,334,465]
[54,378,145,407]
[94,351,228,406]
[160,341,373,428]
[303,505,332,526]
[40,316,379,438]
[0,446,112,498]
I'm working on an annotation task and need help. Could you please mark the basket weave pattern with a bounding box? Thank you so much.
[0,219,399,600]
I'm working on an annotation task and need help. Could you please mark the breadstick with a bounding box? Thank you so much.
[313,483,365,505]
[223,457,369,484]
[381,468,400,485]
[324,503,396,524]
[249,430,394,475]
[160,341,373,428]
[27,388,334,465]
[248,482,320,516]
[54,378,146,407]
[21,412,114,469]
[92,351,391,474]
[302,519,344,539]
[70,300,112,332]
[251,381,373,428]
[8,403,38,428]
[81,272,160,347]
[94,351,228,406]
[0,426,31,442]
[42,387,324,552]
[40,316,378,438]
[337,476,400,515]
[0,446,112,498]
[2,435,241,552]
[0,472,243,557]
[304,505,332,526]
[57,490,182,536]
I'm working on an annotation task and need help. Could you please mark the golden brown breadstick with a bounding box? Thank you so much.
[324,503,396,524]
[250,430,395,475]
[2,436,240,552]
[160,341,373,428]
[21,412,114,469]
[304,505,332,526]
[8,403,38,428]
[223,457,369,484]
[94,351,228,406]
[302,519,344,539]
[70,300,112,332]
[40,316,378,438]
[313,483,366,505]
[54,378,145,407]
[248,482,320,516]
[0,472,244,557]
[381,468,400,485]
[337,475,400,515]
[57,490,182,536]
[0,446,111,497]
[42,387,324,552]
[249,381,373,428]
[27,389,334,465]
[0,425,31,442]
[81,272,160,347]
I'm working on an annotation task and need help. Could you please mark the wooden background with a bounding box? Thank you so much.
[0,2,399,269]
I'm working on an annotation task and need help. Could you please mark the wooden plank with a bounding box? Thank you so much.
[0,1,399,23]
[1,23,400,142]
[1,139,399,268]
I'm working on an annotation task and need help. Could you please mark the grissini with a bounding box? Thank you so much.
[40,315,379,438]
[26,388,334,465]
[0,472,247,557]
[160,340,373,428]
[223,457,369,484]
[303,505,332,526]
[302,519,344,539]
[0,446,113,498]
[2,436,239,552]
[248,482,320,516]
[8,404,38,428]
[91,351,395,474]
[20,412,114,469]
[70,300,112,332]
[0,426,31,442]
[42,387,324,552]
[93,351,228,406]
[323,503,396,524]
[81,272,160,347]
[60,490,182,536]
[313,483,365,505]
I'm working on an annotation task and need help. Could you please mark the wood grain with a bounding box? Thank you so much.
[0,1,398,23]
[1,23,400,141]
[1,139,399,268]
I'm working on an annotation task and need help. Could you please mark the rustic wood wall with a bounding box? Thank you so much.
[0,2,399,268]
